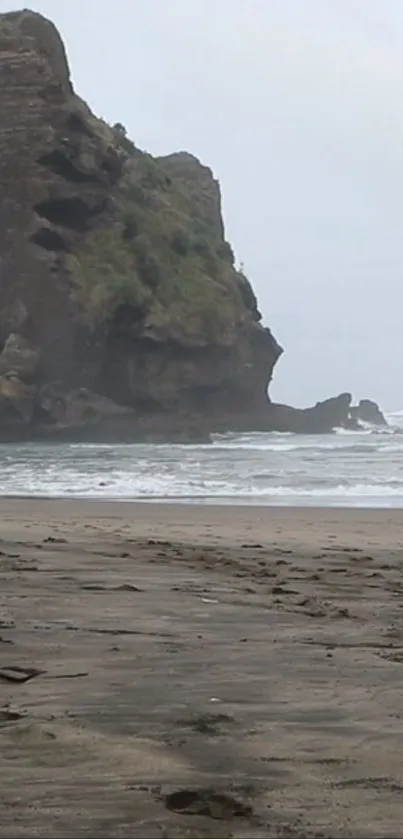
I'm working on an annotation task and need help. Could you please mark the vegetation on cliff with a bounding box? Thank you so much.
[67,133,254,346]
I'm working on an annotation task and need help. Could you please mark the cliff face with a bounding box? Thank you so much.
[0,10,282,438]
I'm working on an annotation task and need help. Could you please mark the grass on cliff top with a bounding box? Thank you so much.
[68,147,247,344]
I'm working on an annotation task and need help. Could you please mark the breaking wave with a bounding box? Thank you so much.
[0,415,403,507]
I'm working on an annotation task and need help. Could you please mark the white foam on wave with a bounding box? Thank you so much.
[211,441,302,452]
[385,410,403,432]
[3,464,403,502]
[211,438,388,454]
[1,425,403,507]
[335,426,370,436]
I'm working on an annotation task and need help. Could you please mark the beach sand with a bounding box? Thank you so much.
[1,500,403,837]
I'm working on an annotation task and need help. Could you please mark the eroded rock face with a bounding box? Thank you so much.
[350,399,387,427]
[0,373,35,424]
[269,393,355,434]
[0,334,39,379]
[268,393,388,435]
[37,384,133,428]
[157,152,224,239]
[0,10,282,437]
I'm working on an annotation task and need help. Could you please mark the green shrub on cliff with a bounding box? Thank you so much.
[171,228,190,255]
[120,208,139,241]
[66,140,248,343]
[124,183,147,207]
[130,233,162,289]
[68,226,149,322]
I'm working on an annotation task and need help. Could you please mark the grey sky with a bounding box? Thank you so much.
[2,1,402,409]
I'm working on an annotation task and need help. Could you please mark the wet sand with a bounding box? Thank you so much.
[1,500,403,837]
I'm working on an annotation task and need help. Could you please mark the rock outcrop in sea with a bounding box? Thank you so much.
[268,393,387,434]
[0,10,384,439]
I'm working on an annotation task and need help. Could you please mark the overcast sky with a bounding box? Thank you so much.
[2,1,402,409]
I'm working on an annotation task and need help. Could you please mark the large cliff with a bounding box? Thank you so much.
[0,9,282,439]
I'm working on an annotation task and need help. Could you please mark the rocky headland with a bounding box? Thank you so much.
[0,10,385,440]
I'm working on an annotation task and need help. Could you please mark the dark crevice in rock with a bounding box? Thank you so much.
[37,150,98,184]
[165,788,252,819]
[30,227,69,251]
[101,158,118,176]
[65,112,93,136]
[106,304,146,339]
[34,197,105,232]
[35,197,88,230]
[0,402,25,423]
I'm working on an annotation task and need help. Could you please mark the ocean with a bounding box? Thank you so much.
[0,410,402,507]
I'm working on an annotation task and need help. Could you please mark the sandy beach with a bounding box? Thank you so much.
[1,500,403,837]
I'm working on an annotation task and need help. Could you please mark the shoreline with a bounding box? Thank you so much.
[1,500,403,837]
[0,498,403,543]
[0,493,402,510]
[3,494,403,511]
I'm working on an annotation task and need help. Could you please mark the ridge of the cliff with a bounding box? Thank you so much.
[0,8,283,439]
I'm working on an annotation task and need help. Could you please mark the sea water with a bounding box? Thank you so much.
[0,411,402,507]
